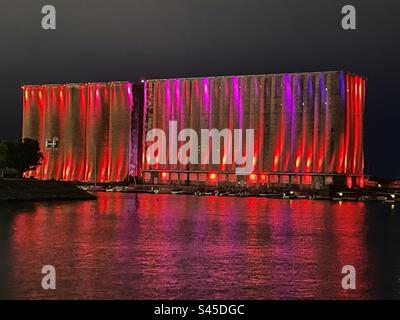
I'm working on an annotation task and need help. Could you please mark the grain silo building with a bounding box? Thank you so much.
[141,71,365,189]
[22,71,366,189]
[22,81,138,183]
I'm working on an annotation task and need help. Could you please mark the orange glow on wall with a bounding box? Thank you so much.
[161,172,168,179]
[249,173,257,182]
[209,173,217,180]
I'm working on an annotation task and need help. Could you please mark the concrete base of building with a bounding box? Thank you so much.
[141,170,364,191]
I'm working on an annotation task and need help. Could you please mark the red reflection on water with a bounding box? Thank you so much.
[7,194,374,299]
[331,201,369,298]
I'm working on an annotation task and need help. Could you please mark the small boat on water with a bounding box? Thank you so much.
[265,193,284,199]
[194,190,214,196]
[104,186,125,192]
[314,195,331,200]
[213,190,228,196]
[84,185,104,192]
[282,191,297,199]
[358,195,373,202]
[332,196,358,201]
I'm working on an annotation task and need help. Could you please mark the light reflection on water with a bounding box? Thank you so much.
[0,193,399,299]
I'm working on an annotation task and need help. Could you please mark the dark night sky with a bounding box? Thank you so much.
[0,0,399,177]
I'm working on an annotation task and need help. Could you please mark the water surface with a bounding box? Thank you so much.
[0,193,399,299]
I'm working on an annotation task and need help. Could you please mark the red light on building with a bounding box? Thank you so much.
[295,156,301,169]
[302,175,312,185]
[347,176,353,189]
[260,174,268,183]
[249,173,257,182]
[306,157,311,170]
[357,176,364,188]
[209,173,217,180]
[161,172,168,180]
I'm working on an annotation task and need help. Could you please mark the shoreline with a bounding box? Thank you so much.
[1,179,397,203]
[82,184,399,203]
[0,179,96,202]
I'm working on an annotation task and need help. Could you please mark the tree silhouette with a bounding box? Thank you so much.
[0,138,44,177]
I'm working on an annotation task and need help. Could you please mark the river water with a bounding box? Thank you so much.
[0,193,399,299]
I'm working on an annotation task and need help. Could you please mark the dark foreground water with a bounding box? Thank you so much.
[0,193,400,299]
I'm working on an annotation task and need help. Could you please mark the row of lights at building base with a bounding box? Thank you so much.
[152,172,364,188]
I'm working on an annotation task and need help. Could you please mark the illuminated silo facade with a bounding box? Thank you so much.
[141,71,365,189]
[22,82,134,182]
[21,71,365,189]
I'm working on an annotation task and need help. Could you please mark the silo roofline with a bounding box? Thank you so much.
[20,70,367,87]
[145,70,366,81]
[21,81,131,88]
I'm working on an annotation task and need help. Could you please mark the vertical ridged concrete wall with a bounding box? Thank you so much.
[143,71,365,183]
[22,82,133,182]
